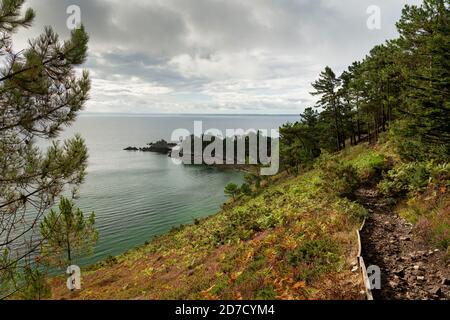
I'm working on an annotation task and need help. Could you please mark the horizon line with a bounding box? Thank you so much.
[80,112,301,116]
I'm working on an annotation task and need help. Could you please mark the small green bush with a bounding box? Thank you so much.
[415,210,450,250]
[429,163,450,187]
[209,278,230,296]
[254,286,277,300]
[288,239,341,283]
[224,183,240,200]
[351,151,387,182]
[316,153,359,196]
[378,162,426,196]
[257,212,282,230]
[390,123,450,163]
[333,199,368,223]
[18,266,51,300]
[379,161,450,197]
[240,183,252,195]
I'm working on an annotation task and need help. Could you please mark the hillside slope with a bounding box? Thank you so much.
[51,142,449,300]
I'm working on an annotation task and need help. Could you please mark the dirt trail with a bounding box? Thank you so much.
[355,187,449,300]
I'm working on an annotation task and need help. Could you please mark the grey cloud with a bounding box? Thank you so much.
[13,0,422,114]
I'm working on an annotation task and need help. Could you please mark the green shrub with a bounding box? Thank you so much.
[224,183,240,200]
[209,278,230,296]
[379,161,450,197]
[288,239,341,283]
[18,266,51,300]
[254,286,277,300]
[333,199,368,223]
[214,206,263,243]
[351,151,387,182]
[415,210,450,250]
[429,163,450,187]
[240,183,252,195]
[378,162,426,196]
[390,122,450,163]
[316,153,359,196]
[256,209,283,230]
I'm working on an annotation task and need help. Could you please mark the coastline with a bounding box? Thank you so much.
[49,144,375,300]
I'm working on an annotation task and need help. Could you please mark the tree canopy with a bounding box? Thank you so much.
[0,0,90,298]
[280,0,450,173]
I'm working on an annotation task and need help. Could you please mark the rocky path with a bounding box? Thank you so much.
[355,187,449,300]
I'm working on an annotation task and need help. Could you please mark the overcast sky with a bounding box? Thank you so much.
[14,0,421,114]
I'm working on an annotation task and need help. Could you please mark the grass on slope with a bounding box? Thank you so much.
[51,143,389,300]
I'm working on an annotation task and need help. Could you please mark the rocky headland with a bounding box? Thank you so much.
[124,139,177,155]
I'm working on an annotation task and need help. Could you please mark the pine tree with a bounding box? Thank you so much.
[311,67,344,151]
[0,0,90,297]
[280,108,321,174]
[339,69,358,146]
[395,0,450,154]
[18,265,51,300]
[40,197,98,267]
[224,183,240,201]
[279,0,448,169]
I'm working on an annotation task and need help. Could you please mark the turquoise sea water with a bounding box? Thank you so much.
[57,114,298,265]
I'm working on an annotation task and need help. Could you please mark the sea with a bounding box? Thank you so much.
[54,114,299,265]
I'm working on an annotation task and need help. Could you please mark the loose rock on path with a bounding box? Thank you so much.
[356,187,449,300]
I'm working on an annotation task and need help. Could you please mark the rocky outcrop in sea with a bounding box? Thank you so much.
[124,139,177,155]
